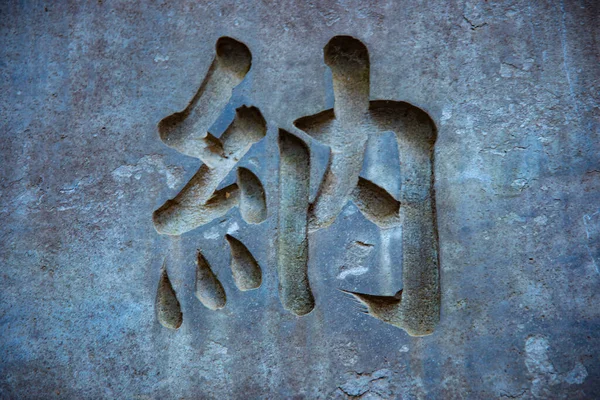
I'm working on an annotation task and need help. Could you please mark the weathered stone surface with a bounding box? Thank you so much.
[1,0,599,398]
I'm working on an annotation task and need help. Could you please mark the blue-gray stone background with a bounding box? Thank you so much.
[1,0,599,398]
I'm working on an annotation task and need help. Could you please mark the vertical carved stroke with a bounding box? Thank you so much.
[324,35,370,120]
[393,106,439,336]
[277,130,315,316]
[298,36,371,231]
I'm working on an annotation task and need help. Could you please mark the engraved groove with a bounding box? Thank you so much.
[277,130,315,316]
[153,106,266,236]
[225,235,262,291]
[237,167,267,224]
[294,36,371,232]
[195,251,227,310]
[156,262,183,329]
[158,37,252,160]
[293,36,439,336]
[324,35,370,120]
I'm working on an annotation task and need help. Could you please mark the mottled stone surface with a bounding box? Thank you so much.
[1,1,599,398]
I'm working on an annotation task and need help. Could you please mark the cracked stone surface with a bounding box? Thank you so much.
[1,0,599,398]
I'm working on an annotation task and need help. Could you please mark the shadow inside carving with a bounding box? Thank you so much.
[351,177,401,229]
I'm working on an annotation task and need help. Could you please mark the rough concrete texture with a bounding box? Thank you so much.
[1,0,599,398]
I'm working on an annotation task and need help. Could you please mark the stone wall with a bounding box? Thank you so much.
[1,1,599,398]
